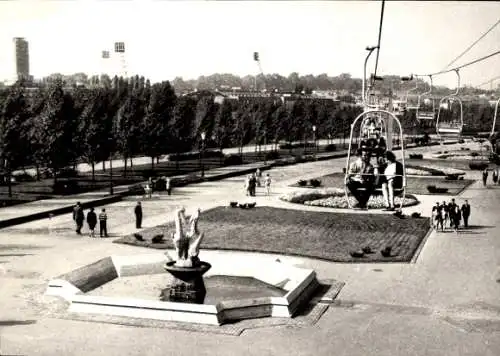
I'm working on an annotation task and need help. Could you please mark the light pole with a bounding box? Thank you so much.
[200,132,206,178]
[312,125,317,157]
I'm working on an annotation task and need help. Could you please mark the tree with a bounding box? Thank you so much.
[38,79,78,181]
[141,81,177,168]
[115,92,145,176]
[0,82,30,196]
[213,100,234,151]
[194,96,217,144]
[80,88,112,180]
[170,96,197,170]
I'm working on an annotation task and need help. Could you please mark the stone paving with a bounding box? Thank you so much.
[0,142,499,356]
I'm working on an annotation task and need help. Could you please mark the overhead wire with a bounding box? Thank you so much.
[441,18,500,70]
[372,0,386,79]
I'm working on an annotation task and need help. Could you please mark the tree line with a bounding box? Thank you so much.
[0,76,364,185]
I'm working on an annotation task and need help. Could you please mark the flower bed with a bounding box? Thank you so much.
[280,188,419,209]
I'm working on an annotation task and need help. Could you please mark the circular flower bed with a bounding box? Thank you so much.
[280,188,419,209]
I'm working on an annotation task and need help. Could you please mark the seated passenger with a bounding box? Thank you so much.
[346,149,375,209]
[381,151,403,211]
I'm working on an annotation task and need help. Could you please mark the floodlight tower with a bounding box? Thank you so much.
[253,52,266,92]
[114,42,128,77]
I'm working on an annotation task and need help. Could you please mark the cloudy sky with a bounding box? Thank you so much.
[0,1,499,88]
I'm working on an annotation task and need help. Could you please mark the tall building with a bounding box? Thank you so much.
[13,37,30,81]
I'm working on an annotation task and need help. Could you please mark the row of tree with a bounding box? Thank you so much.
[1,74,498,195]
[0,77,363,184]
[19,72,500,98]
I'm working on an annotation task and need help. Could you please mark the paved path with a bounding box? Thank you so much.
[0,142,499,356]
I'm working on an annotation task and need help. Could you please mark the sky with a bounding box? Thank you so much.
[0,1,499,88]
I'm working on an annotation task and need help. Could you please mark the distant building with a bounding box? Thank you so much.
[13,37,32,83]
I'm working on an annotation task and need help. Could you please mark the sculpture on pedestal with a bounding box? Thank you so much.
[161,207,211,304]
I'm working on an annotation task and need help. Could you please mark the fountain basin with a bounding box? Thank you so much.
[45,253,318,325]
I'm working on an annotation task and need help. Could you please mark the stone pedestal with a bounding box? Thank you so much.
[160,261,211,304]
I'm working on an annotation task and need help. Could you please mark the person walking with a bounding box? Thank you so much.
[461,200,471,228]
[72,202,84,235]
[452,205,461,232]
[264,173,272,196]
[134,201,143,229]
[86,207,97,238]
[493,168,499,184]
[165,177,172,196]
[99,208,108,237]
[482,169,488,187]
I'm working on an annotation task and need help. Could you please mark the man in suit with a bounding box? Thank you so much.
[461,200,471,228]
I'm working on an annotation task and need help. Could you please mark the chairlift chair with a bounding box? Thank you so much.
[416,75,436,121]
[343,46,407,210]
[436,69,464,141]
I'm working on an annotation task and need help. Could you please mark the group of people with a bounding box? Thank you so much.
[144,176,172,199]
[244,169,272,196]
[72,202,108,238]
[431,199,471,232]
[346,147,403,210]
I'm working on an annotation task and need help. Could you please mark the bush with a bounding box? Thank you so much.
[298,179,307,186]
[458,139,465,144]
[409,153,423,159]
[324,144,337,152]
[310,179,322,187]
[469,162,488,170]
[265,151,280,160]
[470,152,479,157]
[223,154,243,166]
[445,174,459,181]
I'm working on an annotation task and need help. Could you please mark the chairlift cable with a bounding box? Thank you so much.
[476,74,500,88]
[442,18,500,71]
[415,49,500,77]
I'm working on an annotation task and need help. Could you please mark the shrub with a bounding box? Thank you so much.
[458,139,465,144]
[265,151,280,160]
[229,201,238,208]
[224,154,243,166]
[298,179,307,186]
[470,152,479,157]
[409,153,423,159]
[324,144,337,152]
[310,179,322,187]
[469,162,488,170]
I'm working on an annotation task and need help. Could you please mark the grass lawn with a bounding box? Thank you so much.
[113,206,431,263]
[292,173,475,196]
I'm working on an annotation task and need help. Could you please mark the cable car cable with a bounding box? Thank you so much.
[442,18,500,71]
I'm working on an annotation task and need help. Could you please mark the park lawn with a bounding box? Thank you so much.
[113,206,431,263]
[292,173,475,196]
